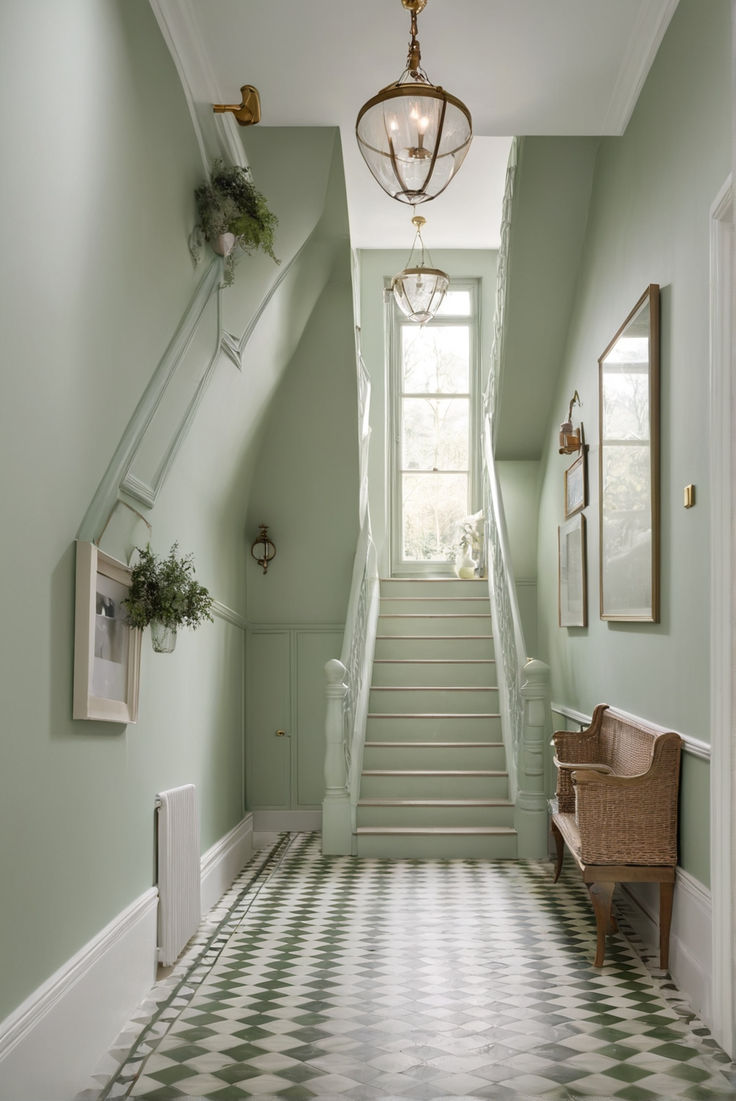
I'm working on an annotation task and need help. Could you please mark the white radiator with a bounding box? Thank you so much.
[156,784,201,966]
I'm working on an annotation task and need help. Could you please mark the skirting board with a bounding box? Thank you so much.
[619,870,712,1025]
[252,809,322,833]
[0,813,254,1101]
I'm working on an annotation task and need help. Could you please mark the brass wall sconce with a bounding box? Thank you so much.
[250,524,276,574]
[559,390,583,454]
[213,84,261,126]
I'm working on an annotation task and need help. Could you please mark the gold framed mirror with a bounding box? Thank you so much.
[598,284,660,621]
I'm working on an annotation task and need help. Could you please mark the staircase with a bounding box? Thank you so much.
[355,577,518,858]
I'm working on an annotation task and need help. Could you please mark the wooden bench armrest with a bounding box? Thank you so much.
[553,757,613,774]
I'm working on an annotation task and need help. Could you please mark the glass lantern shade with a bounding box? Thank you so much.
[392,266,449,324]
[356,84,472,204]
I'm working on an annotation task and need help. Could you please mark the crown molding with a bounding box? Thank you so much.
[601,0,679,134]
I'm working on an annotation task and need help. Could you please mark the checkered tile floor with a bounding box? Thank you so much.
[80,833,736,1099]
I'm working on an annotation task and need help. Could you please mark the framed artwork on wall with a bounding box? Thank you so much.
[558,514,587,628]
[564,450,587,518]
[73,541,141,723]
[598,284,660,621]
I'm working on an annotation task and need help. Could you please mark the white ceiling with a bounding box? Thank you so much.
[155,0,678,249]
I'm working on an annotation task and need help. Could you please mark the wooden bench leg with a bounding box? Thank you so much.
[659,881,674,970]
[588,882,616,966]
[551,818,564,883]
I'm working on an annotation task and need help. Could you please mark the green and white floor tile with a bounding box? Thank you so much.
[79,833,736,1100]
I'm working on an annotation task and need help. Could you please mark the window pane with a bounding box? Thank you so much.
[402,473,469,560]
[435,290,471,317]
[402,397,469,470]
[402,326,469,393]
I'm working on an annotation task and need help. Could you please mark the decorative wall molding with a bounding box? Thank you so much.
[148,0,246,171]
[0,812,256,1099]
[219,225,321,370]
[212,600,247,630]
[601,0,679,134]
[252,809,322,833]
[550,702,711,761]
[78,258,222,541]
[200,813,254,916]
[247,622,344,634]
[708,173,734,1058]
[620,869,712,1028]
[0,889,158,1101]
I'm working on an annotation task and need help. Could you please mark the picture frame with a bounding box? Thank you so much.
[558,514,587,628]
[598,285,660,621]
[564,449,587,518]
[73,541,141,723]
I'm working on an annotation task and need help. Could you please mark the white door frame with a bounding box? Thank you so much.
[709,173,734,1058]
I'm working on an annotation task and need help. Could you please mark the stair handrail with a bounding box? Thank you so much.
[482,414,525,798]
[322,350,380,855]
[481,137,550,857]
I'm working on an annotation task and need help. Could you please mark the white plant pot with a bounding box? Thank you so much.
[151,621,177,653]
[213,232,236,257]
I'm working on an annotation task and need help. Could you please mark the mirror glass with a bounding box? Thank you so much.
[598,285,660,621]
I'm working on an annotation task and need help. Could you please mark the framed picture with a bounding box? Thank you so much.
[73,541,141,722]
[564,451,587,518]
[558,514,587,628]
[598,285,660,621]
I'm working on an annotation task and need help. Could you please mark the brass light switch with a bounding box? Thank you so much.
[684,484,695,508]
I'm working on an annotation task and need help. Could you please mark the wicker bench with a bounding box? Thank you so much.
[550,704,682,967]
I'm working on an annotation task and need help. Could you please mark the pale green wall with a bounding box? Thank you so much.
[359,250,498,573]
[534,0,731,886]
[0,0,355,1025]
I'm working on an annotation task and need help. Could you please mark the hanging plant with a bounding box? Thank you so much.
[191,159,279,285]
[123,544,214,652]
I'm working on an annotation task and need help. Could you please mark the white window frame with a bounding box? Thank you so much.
[388,279,481,576]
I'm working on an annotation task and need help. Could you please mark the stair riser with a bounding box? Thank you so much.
[378,615,492,637]
[380,598,490,615]
[365,715,502,741]
[356,834,518,859]
[363,744,507,770]
[356,804,515,828]
[371,661,496,687]
[369,687,498,714]
[380,579,488,598]
[374,636,494,660]
[360,773,509,799]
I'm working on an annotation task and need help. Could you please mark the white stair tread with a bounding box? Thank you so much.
[356,826,517,836]
[379,613,491,618]
[375,634,493,639]
[358,798,513,806]
[368,712,501,718]
[373,658,495,664]
[370,685,498,691]
[361,769,508,777]
[365,741,504,748]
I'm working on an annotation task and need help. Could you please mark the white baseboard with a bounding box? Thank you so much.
[0,813,255,1101]
[0,888,158,1101]
[200,812,253,916]
[620,869,712,1024]
[252,809,322,832]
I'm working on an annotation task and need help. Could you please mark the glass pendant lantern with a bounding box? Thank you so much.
[356,0,472,205]
[391,215,449,324]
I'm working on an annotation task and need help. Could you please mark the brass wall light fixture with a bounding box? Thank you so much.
[391,214,449,324]
[356,0,472,205]
[250,524,276,574]
[559,390,583,454]
[213,84,261,126]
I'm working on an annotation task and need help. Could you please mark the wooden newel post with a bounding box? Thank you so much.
[322,659,352,854]
[515,657,551,858]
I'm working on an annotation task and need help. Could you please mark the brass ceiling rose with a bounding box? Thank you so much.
[356,0,472,205]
